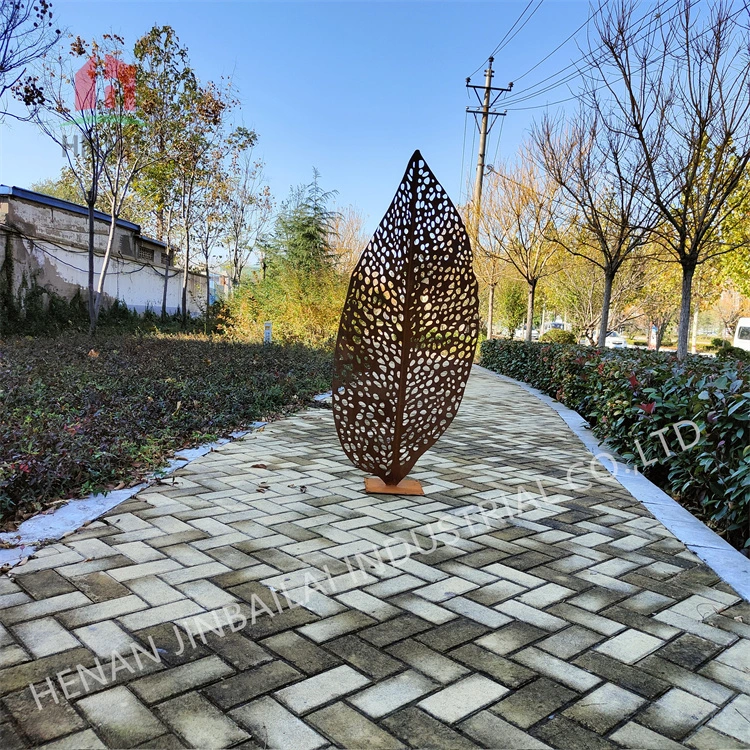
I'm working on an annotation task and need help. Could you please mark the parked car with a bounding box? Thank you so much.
[604,331,628,348]
[514,327,539,341]
[542,321,565,333]
[734,317,750,351]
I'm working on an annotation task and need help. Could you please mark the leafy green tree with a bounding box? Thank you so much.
[133,25,198,317]
[20,33,147,333]
[267,171,337,274]
[495,275,526,338]
[228,172,346,345]
[32,168,82,204]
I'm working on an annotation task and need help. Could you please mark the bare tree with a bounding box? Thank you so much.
[19,35,127,330]
[549,251,646,343]
[588,0,750,358]
[533,108,656,346]
[715,285,750,339]
[172,84,251,326]
[480,156,560,342]
[633,252,682,350]
[1,0,60,118]
[193,173,228,333]
[329,205,368,277]
[473,234,506,339]
[225,152,272,287]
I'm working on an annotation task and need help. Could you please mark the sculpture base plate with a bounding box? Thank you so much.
[364,477,424,496]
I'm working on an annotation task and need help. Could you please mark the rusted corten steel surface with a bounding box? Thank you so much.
[332,150,480,487]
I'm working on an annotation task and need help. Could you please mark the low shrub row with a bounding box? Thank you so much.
[0,334,333,527]
[480,340,750,550]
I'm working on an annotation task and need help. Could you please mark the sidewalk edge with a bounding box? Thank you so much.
[474,365,750,602]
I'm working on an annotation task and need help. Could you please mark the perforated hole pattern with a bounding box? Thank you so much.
[332,150,480,485]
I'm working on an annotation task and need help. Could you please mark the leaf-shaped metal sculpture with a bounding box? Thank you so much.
[332,150,479,493]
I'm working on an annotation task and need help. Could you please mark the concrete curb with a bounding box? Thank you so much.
[0,422,267,571]
[474,365,750,601]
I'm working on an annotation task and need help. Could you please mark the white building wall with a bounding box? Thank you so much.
[0,190,206,316]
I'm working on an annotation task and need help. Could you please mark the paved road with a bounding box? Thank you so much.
[0,368,748,749]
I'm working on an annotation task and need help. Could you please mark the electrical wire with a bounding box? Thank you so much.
[468,0,544,78]
[499,0,749,110]
[470,120,477,194]
[512,4,601,83]
[496,0,681,108]
[459,110,469,204]
[491,0,546,59]
[491,115,506,168]
[2,223,185,279]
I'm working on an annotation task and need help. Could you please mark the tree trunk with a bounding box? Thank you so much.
[87,198,96,334]
[161,249,171,320]
[676,264,695,359]
[91,215,118,333]
[525,280,536,344]
[156,208,164,243]
[598,270,615,347]
[205,262,211,335]
[181,235,190,328]
[691,307,699,354]
[656,321,667,351]
[487,284,495,340]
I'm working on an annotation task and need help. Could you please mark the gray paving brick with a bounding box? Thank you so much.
[382,706,481,750]
[706,694,750,744]
[131,655,235,703]
[275,664,369,714]
[204,660,302,709]
[297,610,376,643]
[387,639,469,683]
[418,674,508,723]
[308,702,405,749]
[325,635,403,679]
[348,670,438,718]
[261,631,340,674]
[156,691,248,748]
[562,682,645,733]
[230,696,326,750]
[77,686,166,747]
[0,592,91,625]
[513,646,602,692]
[3,367,747,750]
[12,617,80,657]
[4,687,87,744]
[637,688,718,739]
[58,594,148,627]
[491,677,577,729]
[460,711,551,749]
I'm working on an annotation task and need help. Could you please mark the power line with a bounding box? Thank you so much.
[459,110,469,204]
[491,115,506,168]
[491,0,545,58]
[500,0,749,111]
[499,0,683,108]
[468,0,544,79]
[512,5,600,83]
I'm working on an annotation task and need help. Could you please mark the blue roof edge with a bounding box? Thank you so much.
[0,185,166,247]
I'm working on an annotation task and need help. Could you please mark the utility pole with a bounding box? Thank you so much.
[466,58,512,245]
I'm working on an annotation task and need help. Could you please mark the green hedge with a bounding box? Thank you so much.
[0,334,332,527]
[480,339,750,550]
[539,329,577,344]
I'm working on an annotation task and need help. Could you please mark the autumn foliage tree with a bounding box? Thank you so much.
[587,0,750,358]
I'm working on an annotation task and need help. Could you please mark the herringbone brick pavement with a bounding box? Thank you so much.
[0,369,748,749]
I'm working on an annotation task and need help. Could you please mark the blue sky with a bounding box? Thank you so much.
[0,0,594,233]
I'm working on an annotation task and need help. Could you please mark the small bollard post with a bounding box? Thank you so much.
[264,321,272,345]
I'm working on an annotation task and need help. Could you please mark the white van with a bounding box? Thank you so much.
[734,317,750,351]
